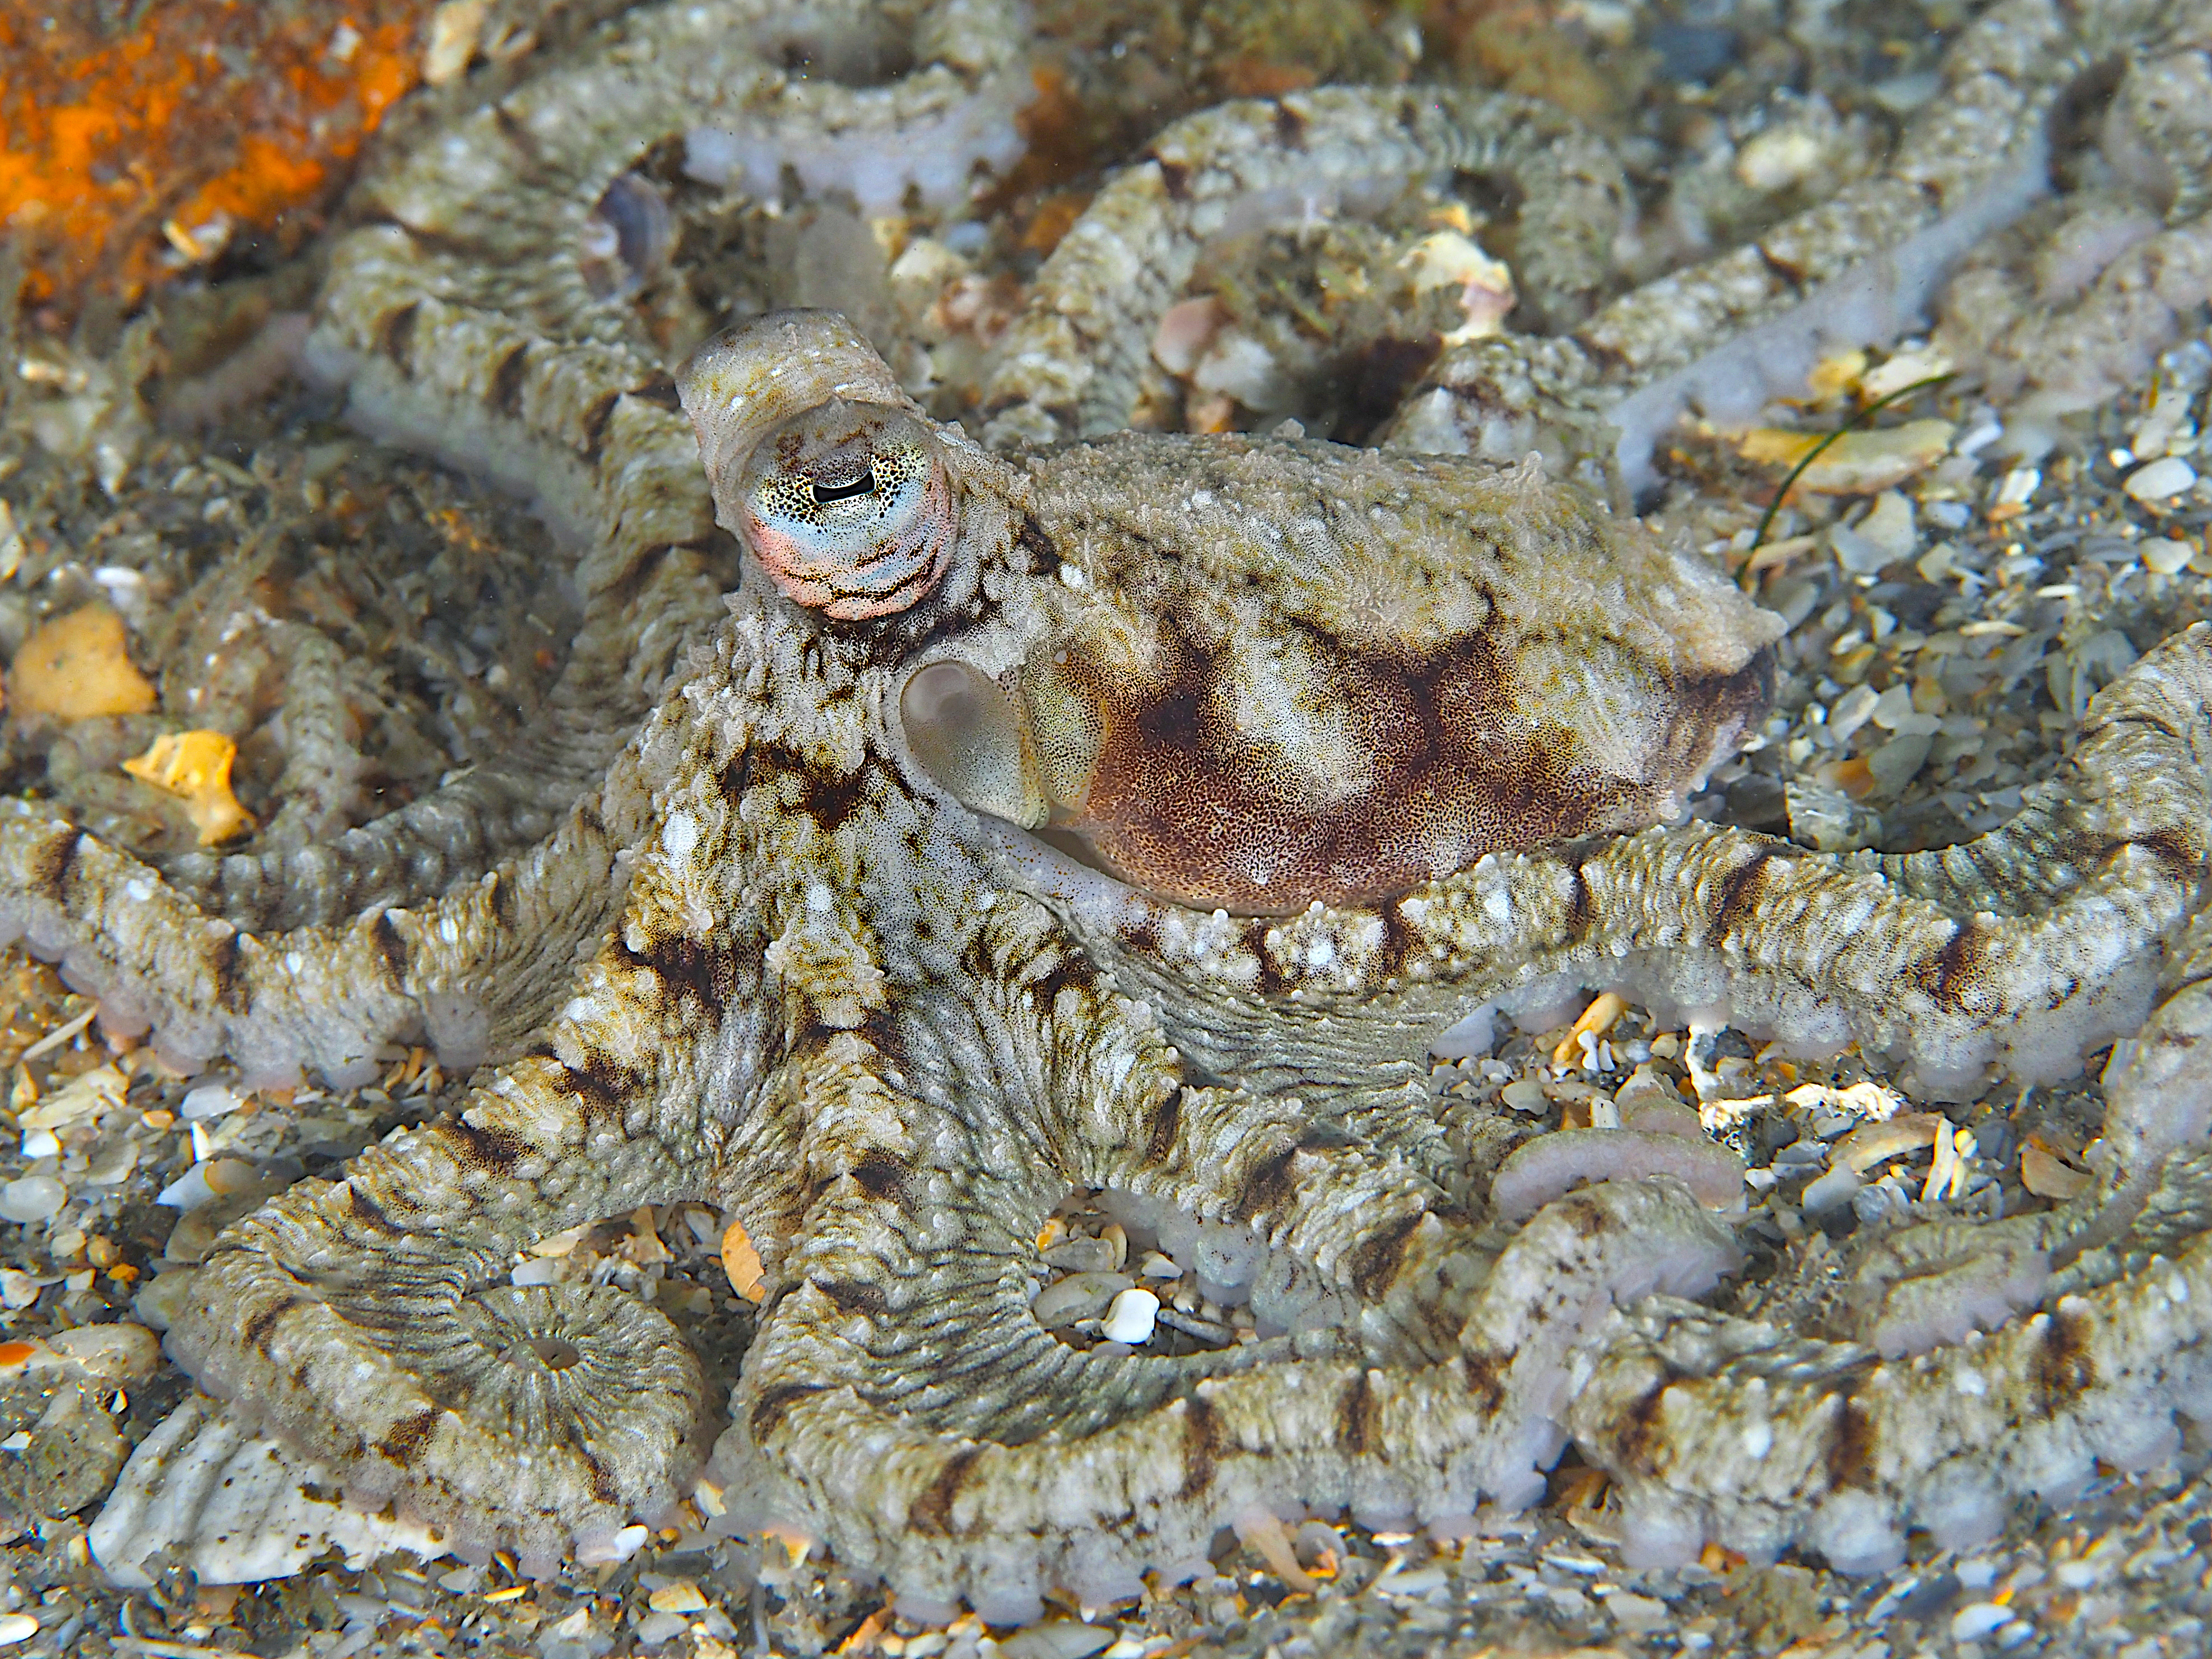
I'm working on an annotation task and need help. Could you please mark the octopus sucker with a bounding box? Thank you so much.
[5,0,2208,1633]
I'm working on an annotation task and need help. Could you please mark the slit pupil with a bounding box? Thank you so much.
[812,469,877,505]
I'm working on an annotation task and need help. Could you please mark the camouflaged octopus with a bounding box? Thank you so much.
[15,0,2212,1627]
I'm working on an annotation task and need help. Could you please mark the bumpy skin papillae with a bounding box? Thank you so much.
[53,0,2212,1620]
[1570,954,2212,1578]
[1047,621,2212,1102]
[0,0,1029,1076]
[162,0,1029,933]
[141,303,2212,1616]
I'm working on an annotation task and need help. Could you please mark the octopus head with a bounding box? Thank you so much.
[678,310,957,619]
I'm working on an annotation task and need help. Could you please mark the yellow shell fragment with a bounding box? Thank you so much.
[1836,1110,1945,1176]
[1550,991,1629,1069]
[120,730,254,845]
[1802,348,1867,403]
[1736,419,1955,495]
[1399,230,1517,344]
[8,603,157,722]
[722,1216,767,1303]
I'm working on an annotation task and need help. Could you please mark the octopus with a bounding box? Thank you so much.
[0,0,2205,1631]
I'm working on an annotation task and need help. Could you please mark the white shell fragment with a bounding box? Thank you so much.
[91,1394,449,1587]
[1100,1287,1161,1345]
[2125,456,2198,500]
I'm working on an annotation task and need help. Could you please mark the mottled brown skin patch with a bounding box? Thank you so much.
[240,1294,301,1354]
[345,1183,402,1235]
[370,912,410,985]
[1236,1141,1302,1219]
[1178,1392,1221,1500]
[625,931,742,1017]
[1559,1193,1611,1240]
[208,930,250,1014]
[580,389,624,461]
[488,871,518,927]
[490,342,531,416]
[759,742,868,834]
[31,830,80,902]
[1462,1350,1507,1414]
[377,303,420,364]
[1347,1211,1424,1299]
[1610,1380,1672,1477]
[1337,1370,1380,1454]
[1014,513,1060,577]
[1825,1396,1877,1489]
[2127,826,2202,886]
[908,1447,980,1535]
[1707,850,1774,949]
[1564,863,1596,942]
[444,1118,531,1173]
[1925,921,1988,1012]
[1145,1090,1183,1165]
[632,371,682,410]
[1051,619,1772,915]
[580,1450,621,1505]
[378,1407,445,1466]
[815,1277,890,1317]
[568,1051,635,1121]
[2033,1309,2097,1407]
[750,1381,823,1440]
[850,1151,910,1202]
[1020,950,1094,1014]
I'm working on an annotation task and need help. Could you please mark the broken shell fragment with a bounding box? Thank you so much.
[121,731,254,845]
[9,603,158,721]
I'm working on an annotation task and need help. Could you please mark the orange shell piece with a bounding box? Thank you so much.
[8,603,159,721]
[121,729,256,845]
[721,1216,768,1303]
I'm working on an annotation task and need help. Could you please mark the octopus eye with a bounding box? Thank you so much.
[737,402,955,619]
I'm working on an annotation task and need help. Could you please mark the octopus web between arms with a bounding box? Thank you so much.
[62,301,2212,1620]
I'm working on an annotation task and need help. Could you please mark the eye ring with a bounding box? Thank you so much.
[737,400,955,619]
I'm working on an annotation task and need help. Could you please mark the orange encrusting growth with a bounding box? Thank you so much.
[0,3,427,307]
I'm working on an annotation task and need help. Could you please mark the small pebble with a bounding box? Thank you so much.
[2143,537,2195,574]
[2125,456,2197,500]
[996,1622,1117,1659]
[1501,1079,1549,1113]
[645,1579,709,1614]
[1031,1272,1130,1327]
[1100,1286,1160,1345]
[1603,1590,1671,1633]
[48,1321,160,1382]
[1042,1235,1122,1273]
[634,1611,691,1645]
[0,1175,65,1224]
[180,1082,247,1121]
[1867,731,1932,794]
[1801,1165,1861,1216]
[1951,1602,2011,1642]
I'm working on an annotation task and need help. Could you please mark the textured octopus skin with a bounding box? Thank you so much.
[133,304,2212,1619]
[20,0,2212,1621]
